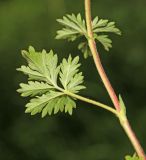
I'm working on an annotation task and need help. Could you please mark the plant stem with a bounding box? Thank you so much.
[63,90,118,115]
[56,86,117,115]
[84,0,146,159]
[85,0,120,112]
[120,119,146,159]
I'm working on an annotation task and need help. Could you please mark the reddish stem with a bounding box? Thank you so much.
[121,120,146,159]
[85,0,120,112]
[84,0,146,159]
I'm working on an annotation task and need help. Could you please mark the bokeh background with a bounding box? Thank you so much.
[0,0,146,159]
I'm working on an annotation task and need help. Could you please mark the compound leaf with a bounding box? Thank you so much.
[17,46,85,117]
[56,13,121,58]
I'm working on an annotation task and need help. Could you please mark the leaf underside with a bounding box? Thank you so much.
[17,46,85,117]
[56,13,121,58]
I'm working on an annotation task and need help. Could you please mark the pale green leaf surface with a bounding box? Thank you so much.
[17,65,45,81]
[56,13,121,58]
[18,47,60,86]
[17,46,85,117]
[25,91,64,115]
[60,55,85,93]
[17,81,54,97]
[56,13,86,41]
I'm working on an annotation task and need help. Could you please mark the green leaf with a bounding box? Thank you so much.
[119,94,126,116]
[78,42,92,59]
[17,81,54,97]
[56,28,79,41]
[17,65,47,81]
[56,13,121,58]
[92,17,121,51]
[56,13,86,41]
[17,46,86,117]
[17,46,60,86]
[56,13,89,58]
[94,34,112,51]
[25,91,64,116]
[64,96,76,115]
[125,154,143,160]
[60,55,85,93]
[92,16,121,35]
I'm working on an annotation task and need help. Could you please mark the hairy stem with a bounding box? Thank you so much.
[84,0,146,159]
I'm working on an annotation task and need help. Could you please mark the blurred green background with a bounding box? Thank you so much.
[0,0,146,159]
